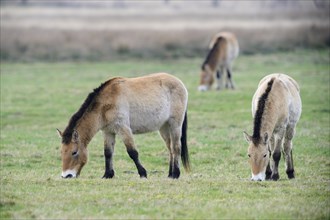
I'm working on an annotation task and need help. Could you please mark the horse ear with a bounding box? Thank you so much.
[56,129,63,138]
[72,130,79,143]
[263,132,269,144]
[243,131,252,143]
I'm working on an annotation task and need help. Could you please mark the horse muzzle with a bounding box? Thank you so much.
[61,169,77,178]
[251,172,265,181]
[198,85,209,92]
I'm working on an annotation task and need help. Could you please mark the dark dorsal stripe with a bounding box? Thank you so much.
[61,80,111,144]
[201,37,222,71]
[252,78,275,140]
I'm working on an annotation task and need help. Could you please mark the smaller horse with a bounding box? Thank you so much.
[57,73,190,179]
[244,74,302,181]
[198,32,239,91]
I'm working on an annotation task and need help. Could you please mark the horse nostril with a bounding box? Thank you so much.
[258,179,262,181]
[65,174,73,178]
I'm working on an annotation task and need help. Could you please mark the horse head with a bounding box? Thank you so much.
[57,129,88,178]
[244,132,270,181]
[198,65,214,91]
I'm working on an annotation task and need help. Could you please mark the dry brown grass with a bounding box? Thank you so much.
[1,2,329,61]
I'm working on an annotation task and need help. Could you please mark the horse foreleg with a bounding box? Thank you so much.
[270,132,284,181]
[120,126,147,178]
[102,132,115,179]
[265,160,272,180]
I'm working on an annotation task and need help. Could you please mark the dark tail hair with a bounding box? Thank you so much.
[181,111,190,172]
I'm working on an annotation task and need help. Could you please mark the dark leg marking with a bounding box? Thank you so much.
[127,149,147,178]
[226,69,234,89]
[266,163,272,180]
[286,150,295,179]
[216,70,221,79]
[103,148,114,179]
[271,151,281,181]
[227,69,232,79]
[168,162,173,178]
[171,164,180,179]
[286,169,295,179]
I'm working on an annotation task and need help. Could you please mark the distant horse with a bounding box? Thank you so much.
[198,32,239,91]
[57,73,190,179]
[244,74,302,181]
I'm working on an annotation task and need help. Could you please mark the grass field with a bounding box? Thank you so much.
[0,49,329,219]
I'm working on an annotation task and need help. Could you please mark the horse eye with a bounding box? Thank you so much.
[248,154,251,158]
[263,154,267,158]
[72,151,78,157]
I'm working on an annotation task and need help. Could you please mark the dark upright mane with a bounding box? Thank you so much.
[252,78,275,141]
[201,37,222,71]
[61,80,111,144]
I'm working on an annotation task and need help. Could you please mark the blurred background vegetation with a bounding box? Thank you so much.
[1,0,329,62]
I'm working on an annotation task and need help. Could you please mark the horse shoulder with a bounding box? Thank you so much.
[99,78,128,124]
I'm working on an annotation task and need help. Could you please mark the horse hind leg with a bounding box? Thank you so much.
[283,126,296,179]
[168,123,182,179]
[216,69,222,90]
[226,67,235,89]
[119,126,147,178]
[160,124,173,178]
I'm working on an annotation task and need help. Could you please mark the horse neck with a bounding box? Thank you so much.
[76,112,100,146]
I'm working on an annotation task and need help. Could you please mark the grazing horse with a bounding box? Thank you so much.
[198,32,239,91]
[57,73,190,179]
[244,74,302,181]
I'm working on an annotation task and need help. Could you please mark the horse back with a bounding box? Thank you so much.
[99,73,188,133]
[209,32,239,64]
[253,74,301,125]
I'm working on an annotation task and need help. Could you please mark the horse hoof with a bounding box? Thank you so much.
[102,170,115,179]
[170,169,180,179]
[138,168,147,178]
[139,173,147,179]
[287,170,295,179]
[271,173,279,181]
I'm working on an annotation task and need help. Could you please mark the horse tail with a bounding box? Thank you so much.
[181,111,190,172]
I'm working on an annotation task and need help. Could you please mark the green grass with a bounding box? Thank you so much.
[1,49,329,219]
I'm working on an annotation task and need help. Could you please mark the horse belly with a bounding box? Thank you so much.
[129,105,170,134]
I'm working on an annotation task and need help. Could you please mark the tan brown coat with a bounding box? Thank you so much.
[199,32,239,91]
[58,73,189,179]
[244,73,302,181]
